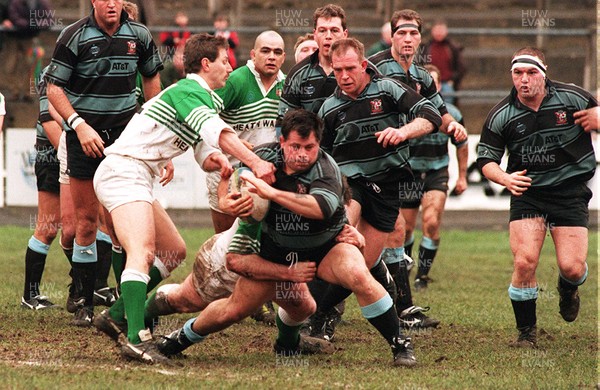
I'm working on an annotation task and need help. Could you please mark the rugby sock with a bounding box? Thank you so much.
[275,307,303,350]
[370,257,397,302]
[307,279,330,306]
[361,294,400,344]
[395,255,414,314]
[144,284,177,320]
[559,263,588,290]
[95,231,113,289]
[318,284,352,313]
[110,259,168,324]
[404,234,415,259]
[508,284,538,329]
[415,236,439,279]
[72,241,97,306]
[23,236,50,300]
[60,242,73,265]
[111,245,125,285]
[183,318,206,343]
[121,269,150,344]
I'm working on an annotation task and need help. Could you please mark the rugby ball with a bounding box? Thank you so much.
[229,167,270,224]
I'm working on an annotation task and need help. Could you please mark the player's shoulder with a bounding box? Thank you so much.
[484,95,513,129]
[56,17,90,43]
[253,142,280,162]
[550,80,594,102]
[368,48,393,66]
[286,54,314,81]
[124,20,154,40]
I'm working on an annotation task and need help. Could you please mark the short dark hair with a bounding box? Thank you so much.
[281,109,323,142]
[512,46,546,65]
[184,33,229,74]
[391,9,422,33]
[313,4,347,31]
[330,37,365,62]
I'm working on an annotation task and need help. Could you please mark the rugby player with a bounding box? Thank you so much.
[45,0,164,326]
[92,33,275,364]
[369,9,466,309]
[156,109,418,367]
[314,37,442,338]
[477,47,596,347]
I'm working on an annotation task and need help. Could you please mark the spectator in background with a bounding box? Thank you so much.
[294,33,318,63]
[421,20,466,105]
[160,11,191,59]
[158,12,189,87]
[3,0,51,102]
[366,22,392,57]
[212,14,239,69]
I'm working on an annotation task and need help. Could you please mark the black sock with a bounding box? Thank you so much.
[394,259,414,314]
[71,262,96,306]
[24,247,47,300]
[405,242,414,259]
[62,247,73,265]
[510,299,537,329]
[370,261,397,302]
[558,275,578,291]
[308,279,331,305]
[366,305,401,345]
[318,284,352,313]
[95,240,112,290]
[416,245,438,279]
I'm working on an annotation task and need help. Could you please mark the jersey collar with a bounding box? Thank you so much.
[186,73,213,91]
[246,59,285,96]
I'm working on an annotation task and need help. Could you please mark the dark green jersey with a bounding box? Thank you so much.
[45,10,163,132]
[319,68,442,182]
[369,49,448,116]
[477,80,597,187]
[252,142,346,250]
[409,102,466,172]
[279,49,337,116]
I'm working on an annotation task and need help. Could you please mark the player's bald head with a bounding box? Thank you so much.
[254,30,284,50]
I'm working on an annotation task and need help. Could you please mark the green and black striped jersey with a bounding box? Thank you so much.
[215,60,284,163]
[35,75,52,145]
[45,10,163,132]
[251,142,346,250]
[279,49,338,116]
[477,80,597,187]
[104,74,231,176]
[319,68,442,182]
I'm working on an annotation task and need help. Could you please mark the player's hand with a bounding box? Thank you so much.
[75,123,104,158]
[159,160,175,186]
[336,224,365,250]
[250,160,276,185]
[574,107,600,132]
[287,261,317,283]
[240,172,275,200]
[454,176,468,195]
[218,191,253,217]
[446,121,468,142]
[503,169,531,196]
[375,127,406,148]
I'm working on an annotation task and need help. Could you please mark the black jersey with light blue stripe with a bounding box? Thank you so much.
[252,142,346,250]
[279,49,337,116]
[45,10,163,131]
[409,102,466,171]
[319,68,442,182]
[369,49,448,116]
[477,80,597,188]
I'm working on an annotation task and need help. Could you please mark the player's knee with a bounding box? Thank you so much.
[559,261,586,281]
[224,303,253,324]
[513,256,537,276]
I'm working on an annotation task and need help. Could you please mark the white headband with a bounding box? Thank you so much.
[511,54,547,77]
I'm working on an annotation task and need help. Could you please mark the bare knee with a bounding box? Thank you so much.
[513,255,537,280]
[559,261,586,281]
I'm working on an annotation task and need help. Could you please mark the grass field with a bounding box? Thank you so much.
[0,225,597,389]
